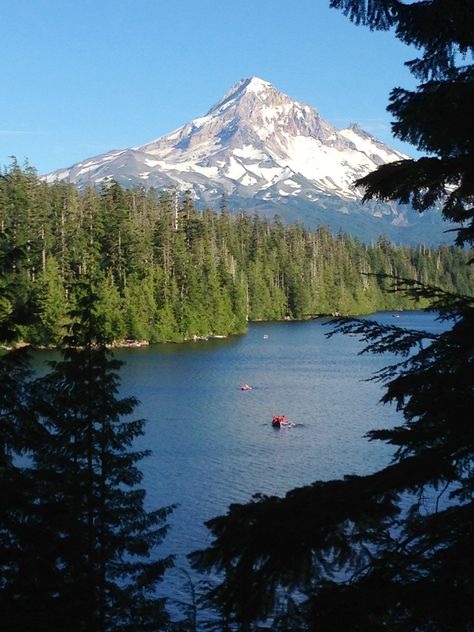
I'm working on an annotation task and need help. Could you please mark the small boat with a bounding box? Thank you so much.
[272,415,289,428]
[241,383,252,391]
[263,334,269,340]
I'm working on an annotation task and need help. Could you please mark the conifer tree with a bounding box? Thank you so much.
[0,347,49,632]
[0,241,47,631]
[22,288,174,631]
[330,0,474,245]
[31,255,68,345]
[190,2,474,630]
[1,160,473,345]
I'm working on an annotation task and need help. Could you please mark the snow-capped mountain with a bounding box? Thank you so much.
[45,77,449,244]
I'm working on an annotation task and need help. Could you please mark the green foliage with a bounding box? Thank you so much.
[30,256,68,344]
[0,237,36,343]
[190,284,474,632]
[123,272,158,341]
[331,0,474,246]
[0,293,174,631]
[188,2,474,630]
[0,348,47,631]
[0,162,472,347]
[29,346,174,630]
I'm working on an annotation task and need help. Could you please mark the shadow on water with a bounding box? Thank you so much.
[27,312,446,619]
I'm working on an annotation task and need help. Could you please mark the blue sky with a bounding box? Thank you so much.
[1,0,419,175]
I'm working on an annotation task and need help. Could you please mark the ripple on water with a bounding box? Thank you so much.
[29,313,447,619]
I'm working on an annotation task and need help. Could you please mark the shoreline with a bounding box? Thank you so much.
[0,309,423,351]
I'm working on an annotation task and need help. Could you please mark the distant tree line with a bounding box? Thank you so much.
[1,160,472,347]
[2,0,473,627]
[1,241,175,631]
[187,0,474,630]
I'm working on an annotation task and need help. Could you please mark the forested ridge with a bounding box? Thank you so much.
[1,161,472,346]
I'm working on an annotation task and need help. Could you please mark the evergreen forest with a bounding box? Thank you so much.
[0,289,175,631]
[1,0,473,625]
[1,160,472,347]
[188,1,474,630]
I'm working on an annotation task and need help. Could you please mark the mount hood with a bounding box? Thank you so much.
[46,77,448,244]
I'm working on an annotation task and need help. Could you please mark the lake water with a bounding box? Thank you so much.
[113,310,444,611]
[31,310,445,618]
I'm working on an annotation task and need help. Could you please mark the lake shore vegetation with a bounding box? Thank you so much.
[1,163,472,348]
[0,273,175,631]
[189,1,474,630]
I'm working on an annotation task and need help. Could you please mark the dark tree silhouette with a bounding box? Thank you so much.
[1,287,174,631]
[29,346,174,631]
[0,241,56,630]
[189,2,474,630]
[331,0,474,246]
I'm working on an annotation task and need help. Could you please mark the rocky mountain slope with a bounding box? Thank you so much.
[46,77,450,244]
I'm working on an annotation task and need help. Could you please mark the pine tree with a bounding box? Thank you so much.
[123,272,158,341]
[0,241,49,631]
[189,2,474,630]
[1,160,473,345]
[0,347,52,632]
[330,0,474,245]
[30,255,68,345]
[12,289,175,631]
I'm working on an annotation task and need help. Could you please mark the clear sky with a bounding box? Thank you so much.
[1,0,419,175]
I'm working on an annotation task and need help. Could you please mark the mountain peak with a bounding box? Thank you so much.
[207,76,276,116]
[44,77,421,242]
[348,123,364,133]
[226,76,274,97]
[42,76,441,244]
[241,76,273,93]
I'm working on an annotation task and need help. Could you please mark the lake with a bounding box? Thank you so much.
[31,310,445,617]
[112,310,444,611]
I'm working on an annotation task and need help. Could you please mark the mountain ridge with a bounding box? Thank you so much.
[45,77,450,245]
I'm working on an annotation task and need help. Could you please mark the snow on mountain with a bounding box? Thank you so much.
[44,77,450,244]
[45,77,406,196]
